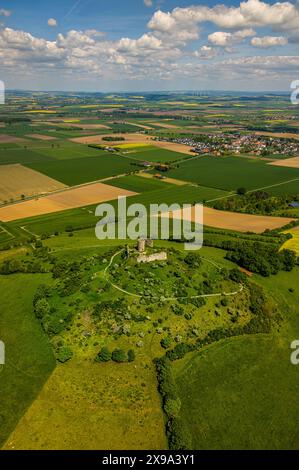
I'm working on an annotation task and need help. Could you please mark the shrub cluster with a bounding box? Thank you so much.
[0,258,46,275]
[33,283,73,336]
[213,191,299,216]
[226,243,297,276]
[155,357,192,450]
[96,347,135,363]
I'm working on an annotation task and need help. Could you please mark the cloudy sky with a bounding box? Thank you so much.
[0,0,298,91]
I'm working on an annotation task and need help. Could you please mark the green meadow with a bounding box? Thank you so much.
[173,267,299,449]
[0,274,56,447]
[121,145,189,163]
[106,174,174,192]
[167,156,299,192]
[26,154,137,185]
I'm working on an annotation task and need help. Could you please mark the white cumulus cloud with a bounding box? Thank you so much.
[48,18,58,27]
[0,1,298,89]
[149,0,299,34]
[208,28,255,47]
[251,36,288,48]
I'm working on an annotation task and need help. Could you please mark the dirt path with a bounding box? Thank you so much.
[104,249,244,300]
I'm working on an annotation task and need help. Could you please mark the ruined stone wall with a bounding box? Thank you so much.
[137,252,167,263]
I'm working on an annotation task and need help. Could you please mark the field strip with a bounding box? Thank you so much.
[69,133,195,154]
[0,183,138,222]
[0,145,63,152]
[148,122,180,129]
[254,131,299,140]
[0,164,67,203]
[104,249,243,300]
[138,171,191,186]
[0,172,133,209]
[160,206,294,233]
[111,121,154,130]
[25,134,57,141]
[268,156,299,169]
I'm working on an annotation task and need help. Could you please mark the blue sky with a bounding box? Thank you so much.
[0,0,298,91]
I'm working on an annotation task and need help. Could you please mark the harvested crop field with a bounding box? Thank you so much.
[149,122,179,129]
[0,164,66,203]
[152,140,194,155]
[110,121,153,130]
[269,156,299,169]
[70,133,195,155]
[202,207,293,232]
[0,182,137,222]
[161,206,294,233]
[26,134,57,141]
[139,171,188,186]
[69,133,153,145]
[62,123,111,130]
[255,131,299,140]
[0,134,28,144]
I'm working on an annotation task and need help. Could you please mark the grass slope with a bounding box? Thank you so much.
[0,274,56,448]
[173,267,299,450]
[4,359,167,450]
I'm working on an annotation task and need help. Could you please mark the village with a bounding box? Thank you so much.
[155,133,299,157]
